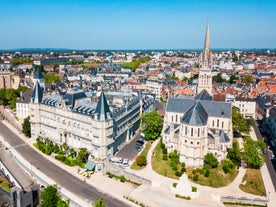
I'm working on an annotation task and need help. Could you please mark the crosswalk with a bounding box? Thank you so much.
[0,143,29,150]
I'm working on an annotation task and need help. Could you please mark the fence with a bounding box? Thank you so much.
[221,196,268,206]
[105,162,151,185]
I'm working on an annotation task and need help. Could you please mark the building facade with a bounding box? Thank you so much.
[29,86,155,160]
[162,25,233,167]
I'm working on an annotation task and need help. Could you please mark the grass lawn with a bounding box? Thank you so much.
[239,168,265,196]
[131,142,152,170]
[151,141,182,179]
[186,166,238,188]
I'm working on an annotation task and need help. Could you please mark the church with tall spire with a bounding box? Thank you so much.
[197,23,213,95]
[162,24,233,167]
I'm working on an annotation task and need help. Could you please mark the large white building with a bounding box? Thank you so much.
[29,81,155,159]
[162,24,233,167]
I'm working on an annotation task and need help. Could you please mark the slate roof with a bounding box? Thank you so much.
[17,89,32,103]
[95,92,112,121]
[31,81,43,104]
[63,90,87,107]
[167,91,231,119]
[182,101,208,126]
[34,68,44,79]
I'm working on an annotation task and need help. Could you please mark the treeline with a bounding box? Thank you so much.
[121,56,151,71]
[44,74,61,84]
[0,86,29,109]
[11,57,32,64]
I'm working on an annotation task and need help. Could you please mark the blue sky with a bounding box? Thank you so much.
[1,0,276,49]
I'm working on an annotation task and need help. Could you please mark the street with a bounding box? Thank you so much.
[0,121,130,207]
[252,120,276,191]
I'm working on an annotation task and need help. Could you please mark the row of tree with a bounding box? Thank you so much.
[121,56,151,71]
[0,86,29,109]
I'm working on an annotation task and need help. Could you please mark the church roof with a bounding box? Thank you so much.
[95,92,112,121]
[31,81,43,104]
[182,101,208,126]
[195,89,212,100]
[34,68,44,80]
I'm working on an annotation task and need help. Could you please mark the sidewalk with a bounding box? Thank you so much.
[2,118,273,207]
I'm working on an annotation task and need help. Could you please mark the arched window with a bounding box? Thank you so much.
[212,120,214,127]
[191,128,193,137]
[217,119,219,127]
[176,114,178,123]
[198,128,200,137]
[185,126,187,135]
[222,121,224,128]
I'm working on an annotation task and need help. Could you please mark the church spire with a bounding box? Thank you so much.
[202,23,211,69]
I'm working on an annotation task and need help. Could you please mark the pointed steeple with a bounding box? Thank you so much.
[31,81,43,104]
[202,23,211,69]
[95,92,112,121]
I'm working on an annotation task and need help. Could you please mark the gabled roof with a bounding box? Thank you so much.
[34,68,44,80]
[32,81,43,104]
[195,89,212,100]
[182,101,208,126]
[95,92,112,121]
[63,90,87,107]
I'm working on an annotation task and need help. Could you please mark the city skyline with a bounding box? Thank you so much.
[1,0,276,50]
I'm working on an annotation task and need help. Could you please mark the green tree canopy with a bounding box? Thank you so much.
[11,57,32,64]
[121,56,151,71]
[232,107,250,133]
[135,155,147,167]
[40,185,60,207]
[204,153,218,168]
[242,75,254,83]
[44,74,61,84]
[212,73,226,83]
[77,148,88,164]
[229,74,239,84]
[227,141,241,166]
[22,116,31,137]
[93,197,105,207]
[243,136,265,169]
[141,110,163,140]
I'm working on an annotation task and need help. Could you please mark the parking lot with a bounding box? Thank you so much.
[115,133,145,161]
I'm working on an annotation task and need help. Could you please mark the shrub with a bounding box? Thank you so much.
[204,168,210,177]
[162,148,168,154]
[193,174,199,181]
[192,186,197,192]
[175,194,191,200]
[199,168,205,174]
[160,143,165,149]
[181,162,186,168]
[63,157,71,165]
[204,153,218,168]
[136,155,147,167]
[55,154,66,162]
[188,174,193,179]
[192,169,196,175]
[175,171,182,177]
[172,166,178,171]
[223,161,235,173]
[181,167,186,173]
[173,183,177,188]
[162,154,168,160]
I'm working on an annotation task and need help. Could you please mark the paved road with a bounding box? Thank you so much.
[115,132,140,160]
[252,120,276,191]
[0,121,130,207]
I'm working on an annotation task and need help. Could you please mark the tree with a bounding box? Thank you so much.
[243,136,264,169]
[22,116,31,137]
[229,74,239,84]
[141,110,163,140]
[40,185,59,207]
[204,153,218,168]
[93,197,105,207]
[136,155,147,167]
[212,73,226,83]
[77,148,88,164]
[242,75,254,83]
[232,107,250,133]
[227,141,241,166]
[44,74,61,84]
